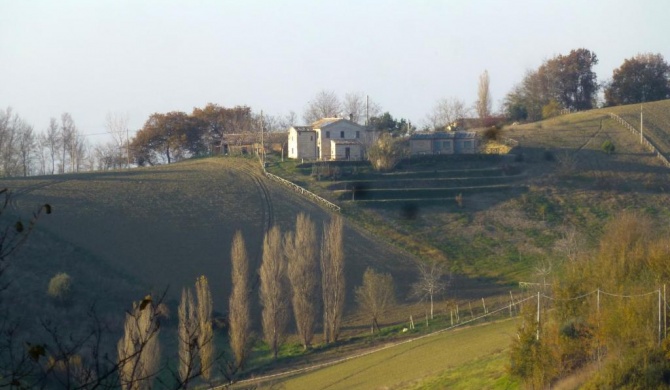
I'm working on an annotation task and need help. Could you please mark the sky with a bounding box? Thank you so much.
[1,0,669,143]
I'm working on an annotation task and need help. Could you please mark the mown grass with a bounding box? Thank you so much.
[254,318,520,390]
[407,350,518,389]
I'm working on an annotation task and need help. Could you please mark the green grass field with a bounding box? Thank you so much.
[250,318,519,390]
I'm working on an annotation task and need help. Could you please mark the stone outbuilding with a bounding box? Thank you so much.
[409,131,479,156]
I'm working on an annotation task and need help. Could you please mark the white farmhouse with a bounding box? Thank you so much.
[288,118,366,161]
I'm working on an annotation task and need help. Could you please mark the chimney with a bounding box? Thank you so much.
[348,113,354,121]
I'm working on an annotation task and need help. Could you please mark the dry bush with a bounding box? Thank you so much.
[47,272,72,304]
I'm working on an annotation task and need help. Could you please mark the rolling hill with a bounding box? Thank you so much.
[1,100,669,388]
[0,157,420,339]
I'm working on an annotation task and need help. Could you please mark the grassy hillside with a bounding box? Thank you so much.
[0,157,421,350]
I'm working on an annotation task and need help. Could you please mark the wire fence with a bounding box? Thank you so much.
[609,112,670,168]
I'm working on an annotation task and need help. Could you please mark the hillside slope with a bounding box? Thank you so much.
[0,157,417,321]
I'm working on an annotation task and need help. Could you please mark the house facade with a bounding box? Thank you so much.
[288,118,366,161]
[409,131,478,156]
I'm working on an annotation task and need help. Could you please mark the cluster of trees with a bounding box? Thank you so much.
[130,104,254,166]
[510,212,670,388]
[0,109,88,177]
[504,49,670,122]
[504,48,599,121]
[604,53,670,106]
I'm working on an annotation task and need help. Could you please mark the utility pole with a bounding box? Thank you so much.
[366,95,369,127]
[640,104,644,144]
[126,127,130,168]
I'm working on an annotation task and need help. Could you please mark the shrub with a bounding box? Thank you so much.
[543,149,555,161]
[367,134,407,171]
[601,140,615,154]
[483,126,500,141]
[47,272,72,304]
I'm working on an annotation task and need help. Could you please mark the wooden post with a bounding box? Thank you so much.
[659,289,663,346]
[535,291,540,340]
[450,310,453,326]
[482,298,488,314]
[410,315,415,330]
[469,301,474,319]
[510,291,516,315]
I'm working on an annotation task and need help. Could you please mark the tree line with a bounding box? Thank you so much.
[504,49,670,122]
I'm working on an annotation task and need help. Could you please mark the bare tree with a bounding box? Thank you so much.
[342,92,382,125]
[229,231,250,370]
[17,123,35,177]
[411,259,448,320]
[476,70,492,124]
[60,113,76,174]
[259,226,289,358]
[44,118,61,175]
[105,112,130,168]
[355,268,395,333]
[117,296,161,390]
[303,90,342,124]
[178,288,198,386]
[320,215,345,343]
[287,213,319,350]
[0,108,20,177]
[427,98,469,131]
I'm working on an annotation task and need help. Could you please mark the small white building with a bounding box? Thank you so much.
[288,118,366,161]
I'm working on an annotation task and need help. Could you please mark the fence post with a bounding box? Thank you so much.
[535,291,540,340]
[660,289,663,346]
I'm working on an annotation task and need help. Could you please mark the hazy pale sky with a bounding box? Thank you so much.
[1,0,668,141]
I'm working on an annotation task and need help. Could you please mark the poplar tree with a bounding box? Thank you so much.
[259,226,289,358]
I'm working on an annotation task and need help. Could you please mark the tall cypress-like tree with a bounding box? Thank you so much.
[321,215,345,343]
[259,226,289,358]
[287,213,319,349]
[229,231,251,369]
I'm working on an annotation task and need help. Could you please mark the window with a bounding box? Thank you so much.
[443,141,450,149]
[326,131,330,138]
[310,135,313,141]
[356,131,360,139]
[340,131,345,139]
[464,141,473,148]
